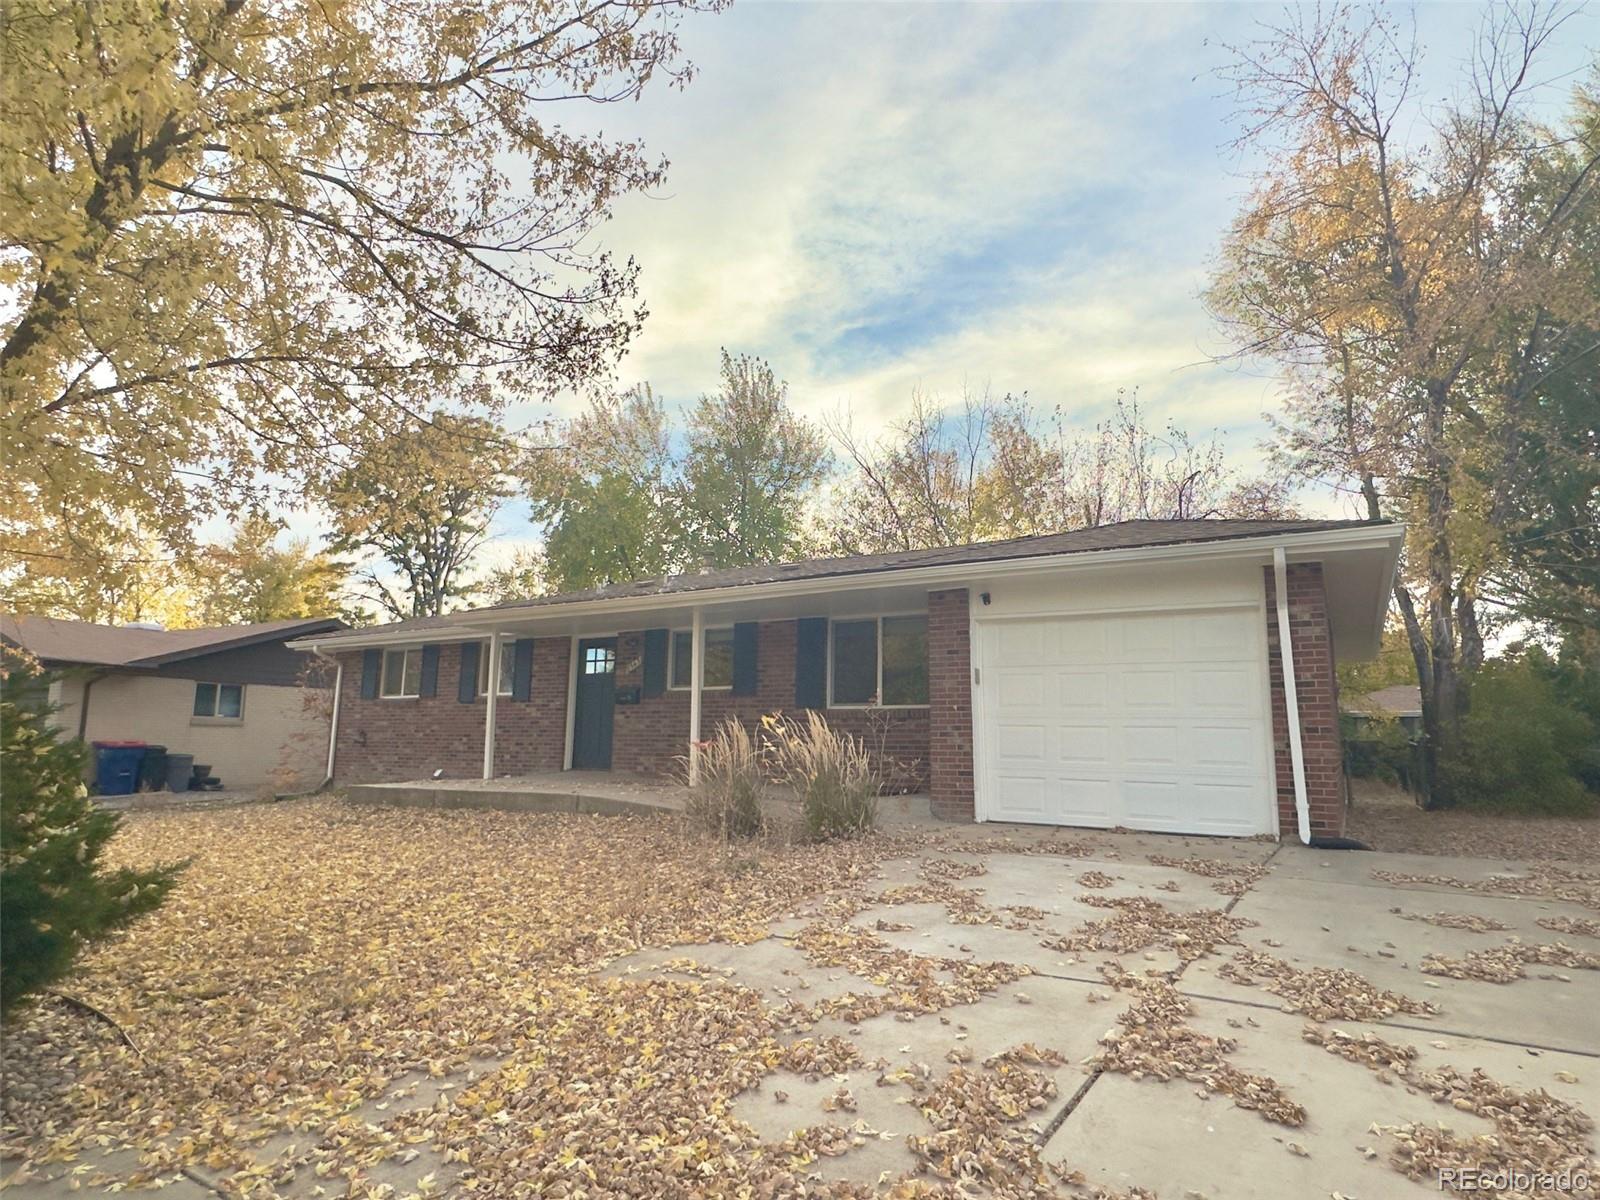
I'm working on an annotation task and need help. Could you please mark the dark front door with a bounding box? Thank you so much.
[572,637,617,769]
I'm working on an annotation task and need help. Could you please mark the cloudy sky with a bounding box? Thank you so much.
[478,0,1596,556]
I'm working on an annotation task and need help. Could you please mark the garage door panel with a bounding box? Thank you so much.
[1189,611,1257,657]
[1120,777,1185,823]
[1122,670,1178,711]
[1186,780,1264,834]
[1123,724,1180,767]
[994,623,1048,666]
[1184,666,1257,711]
[990,775,1051,820]
[977,607,1272,837]
[996,669,1048,710]
[995,723,1048,763]
[1055,776,1116,824]
[1058,725,1111,765]
[1182,723,1262,771]
[1057,670,1108,708]
[1056,620,1109,661]
[1119,614,1176,660]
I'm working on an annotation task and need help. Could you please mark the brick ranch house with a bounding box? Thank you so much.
[289,519,1403,842]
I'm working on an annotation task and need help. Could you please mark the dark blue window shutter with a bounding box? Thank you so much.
[360,649,381,699]
[794,618,827,709]
[457,641,480,703]
[511,638,535,701]
[642,629,669,698]
[419,644,440,698]
[732,622,759,696]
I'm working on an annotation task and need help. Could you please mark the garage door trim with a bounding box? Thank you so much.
[970,599,1277,837]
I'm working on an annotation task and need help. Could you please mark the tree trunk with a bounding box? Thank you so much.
[1418,382,1463,808]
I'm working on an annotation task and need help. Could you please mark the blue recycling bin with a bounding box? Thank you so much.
[92,741,147,796]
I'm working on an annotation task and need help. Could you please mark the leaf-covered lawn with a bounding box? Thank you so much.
[1,800,912,1196]
[1346,780,1600,864]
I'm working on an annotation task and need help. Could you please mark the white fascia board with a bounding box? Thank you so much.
[289,524,1405,652]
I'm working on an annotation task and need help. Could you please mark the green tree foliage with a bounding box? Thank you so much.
[1,0,720,594]
[1,692,181,1016]
[528,388,679,593]
[676,352,831,569]
[1337,622,1419,700]
[474,548,549,608]
[189,515,351,625]
[324,414,515,620]
[1208,6,1600,802]
[528,358,830,591]
[1442,650,1597,816]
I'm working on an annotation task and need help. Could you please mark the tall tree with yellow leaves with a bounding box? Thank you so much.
[1209,4,1600,803]
[0,0,723,573]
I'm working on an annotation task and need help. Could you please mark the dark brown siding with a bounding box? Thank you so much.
[155,640,326,688]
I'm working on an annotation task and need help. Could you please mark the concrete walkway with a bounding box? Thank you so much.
[608,832,1600,1198]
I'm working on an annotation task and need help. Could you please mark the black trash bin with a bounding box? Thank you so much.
[165,753,196,793]
[139,746,168,792]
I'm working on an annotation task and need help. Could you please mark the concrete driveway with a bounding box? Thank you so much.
[614,829,1600,1198]
[5,817,1595,1200]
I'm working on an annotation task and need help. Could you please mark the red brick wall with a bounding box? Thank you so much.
[927,588,975,821]
[1264,563,1346,839]
[331,621,935,794]
[330,638,569,783]
[610,620,930,791]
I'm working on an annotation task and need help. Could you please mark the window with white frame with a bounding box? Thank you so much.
[669,627,734,689]
[477,641,515,696]
[828,615,928,707]
[380,647,423,698]
[193,682,244,719]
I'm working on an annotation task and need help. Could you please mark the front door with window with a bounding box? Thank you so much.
[572,637,617,769]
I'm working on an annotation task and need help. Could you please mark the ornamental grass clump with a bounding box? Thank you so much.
[765,712,879,841]
[681,717,765,839]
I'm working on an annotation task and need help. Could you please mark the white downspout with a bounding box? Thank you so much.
[1273,546,1312,845]
[483,632,502,780]
[323,655,343,788]
[688,608,704,785]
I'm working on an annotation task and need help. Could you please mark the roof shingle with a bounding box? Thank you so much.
[1,614,345,668]
[300,517,1391,646]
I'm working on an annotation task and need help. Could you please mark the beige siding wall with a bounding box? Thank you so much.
[74,674,328,791]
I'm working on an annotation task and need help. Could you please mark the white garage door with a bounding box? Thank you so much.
[974,607,1273,836]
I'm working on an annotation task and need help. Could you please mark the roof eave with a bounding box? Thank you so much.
[133,618,347,666]
[290,523,1405,653]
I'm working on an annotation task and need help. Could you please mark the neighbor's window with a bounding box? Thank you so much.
[477,641,515,697]
[669,627,733,689]
[193,682,245,719]
[829,615,928,707]
[380,647,423,698]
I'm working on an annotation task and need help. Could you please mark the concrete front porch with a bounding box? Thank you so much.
[344,771,689,817]
[344,771,936,824]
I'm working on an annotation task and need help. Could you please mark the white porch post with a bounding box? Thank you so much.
[688,607,705,784]
[323,656,343,785]
[483,632,502,780]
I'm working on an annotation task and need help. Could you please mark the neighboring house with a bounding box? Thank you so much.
[288,519,1403,842]
[1342,684,1424,736]
[1,615,346,791]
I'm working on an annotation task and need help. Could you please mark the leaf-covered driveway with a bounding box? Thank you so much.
[3,800,1598,1199]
